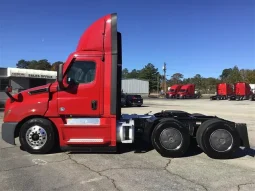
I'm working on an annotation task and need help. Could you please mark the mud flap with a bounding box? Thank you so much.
[235,123,250,148]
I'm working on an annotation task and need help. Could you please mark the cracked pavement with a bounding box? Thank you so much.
[0,99,255,191]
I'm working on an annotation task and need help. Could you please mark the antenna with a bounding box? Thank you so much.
[162,62,167,93]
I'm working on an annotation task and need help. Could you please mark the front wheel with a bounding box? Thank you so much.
[19,118,56,154]
[151,119,190,158]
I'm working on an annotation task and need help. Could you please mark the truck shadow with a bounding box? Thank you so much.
[45,139,254,159]
[232,147,255,159]
[180,139,255,159]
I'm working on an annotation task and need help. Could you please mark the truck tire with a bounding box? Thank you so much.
[19,118,56,154]
[196,119,216,151]
[196,118,240,159]
[151,119,190,158]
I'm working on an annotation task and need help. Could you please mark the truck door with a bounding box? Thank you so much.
[57,56,102,116]
[57,56,108,144]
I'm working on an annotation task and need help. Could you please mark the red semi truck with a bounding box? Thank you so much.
[1,13,250,159]
[210,83,234,100]
[166,84,182,98]
[176,84,201,99]
[228,82,253,101]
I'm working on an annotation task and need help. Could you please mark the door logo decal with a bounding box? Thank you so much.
[60,107,65,111]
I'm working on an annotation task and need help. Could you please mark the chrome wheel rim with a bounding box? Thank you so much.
[209,129,233,152]
[159,128,183,150]
[25,125,47,150]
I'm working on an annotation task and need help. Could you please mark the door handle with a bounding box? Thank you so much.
[91,100,97,110]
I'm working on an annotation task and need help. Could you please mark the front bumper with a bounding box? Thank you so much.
[1,122,18,145]
[168,94,176,98]
[235,123,250,148]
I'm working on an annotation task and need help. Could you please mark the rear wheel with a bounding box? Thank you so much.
[196,118,240,159]
[19,118,56,154]
[151,119,190,158]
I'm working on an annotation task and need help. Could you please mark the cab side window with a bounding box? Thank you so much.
[66,61,96,84]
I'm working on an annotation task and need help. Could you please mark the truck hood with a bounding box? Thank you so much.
[21,83,51,95]
[4,83,52,122]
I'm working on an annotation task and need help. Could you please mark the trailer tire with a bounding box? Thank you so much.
[196,118,240,159]
[151,119,190,158]
[19,118,56,154]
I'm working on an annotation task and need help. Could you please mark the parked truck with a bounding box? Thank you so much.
[1,13,250,159]
[176,84,201,99]
[228,82,253,101]
[210,83,234,100]
[166,84,182,99]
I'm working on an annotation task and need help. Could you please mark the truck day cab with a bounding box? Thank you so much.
[210,83,234,100]
[176,84,200,99]
[228,82,253,101]
[1,13,250,159]
[166,84,182,99]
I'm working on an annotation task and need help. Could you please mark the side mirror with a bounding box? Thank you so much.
[5,85,12,93]
[57,63,63,83]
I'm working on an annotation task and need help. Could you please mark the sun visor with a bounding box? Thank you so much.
[76,13,117,54]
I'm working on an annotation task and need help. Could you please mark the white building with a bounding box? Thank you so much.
[0,67,56,105]
[121,78,149,96]
[0,68,150,105]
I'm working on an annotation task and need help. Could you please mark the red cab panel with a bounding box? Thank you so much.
[234,82,251,96]
[167,84,182,96]
[57,55,103,116]
[177,84,195,97]
[217,83,233,96]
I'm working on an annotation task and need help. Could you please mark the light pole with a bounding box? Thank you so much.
[157,74,160,97]
[162,63,167,93]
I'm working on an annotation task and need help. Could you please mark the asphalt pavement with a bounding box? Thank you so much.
[0,99,255,191]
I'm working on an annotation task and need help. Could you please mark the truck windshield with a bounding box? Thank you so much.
[179,89,186,92]
[170,89,175,92]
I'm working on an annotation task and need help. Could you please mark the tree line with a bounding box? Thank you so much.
[16,59,255,94]
[16,59,64,71]
[122,65,255,94]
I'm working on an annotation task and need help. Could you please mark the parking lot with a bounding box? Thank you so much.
[0,99,255,191]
